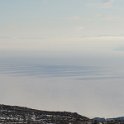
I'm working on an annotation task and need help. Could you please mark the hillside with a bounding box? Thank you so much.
[0,104,89,124]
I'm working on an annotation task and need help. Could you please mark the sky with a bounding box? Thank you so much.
[0,0,124,118]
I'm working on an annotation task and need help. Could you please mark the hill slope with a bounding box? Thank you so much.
[0,104,89,124]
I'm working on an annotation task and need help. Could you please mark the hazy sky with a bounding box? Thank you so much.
[0,0,124,118]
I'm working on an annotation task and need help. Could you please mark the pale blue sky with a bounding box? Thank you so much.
[0,0,124,118]
[0,0,124,56]
[1,0,124,39]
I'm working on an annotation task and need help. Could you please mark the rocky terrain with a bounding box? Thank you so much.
[0,104,124,124]
[0,104,89,124]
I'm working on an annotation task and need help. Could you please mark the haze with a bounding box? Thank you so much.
[0,0,124,118]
